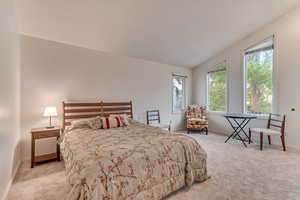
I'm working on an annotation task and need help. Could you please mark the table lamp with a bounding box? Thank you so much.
[43,107,57,128]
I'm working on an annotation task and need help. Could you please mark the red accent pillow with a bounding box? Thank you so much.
[101,116,124,129]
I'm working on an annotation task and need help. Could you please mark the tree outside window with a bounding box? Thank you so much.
[245,41,273,114]
[207,64,227,112]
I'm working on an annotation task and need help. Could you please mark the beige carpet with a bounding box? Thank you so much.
[6,133,300,200]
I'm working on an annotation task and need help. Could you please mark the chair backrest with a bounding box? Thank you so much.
[185,105,206,118]
[267,113,286,136]
[146,110,160,125]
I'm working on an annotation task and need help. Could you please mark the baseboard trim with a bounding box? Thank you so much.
[1,160,21,200]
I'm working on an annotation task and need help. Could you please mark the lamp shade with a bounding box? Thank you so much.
[43,107,58,117]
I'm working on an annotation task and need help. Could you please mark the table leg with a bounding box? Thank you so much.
[231,118,247,139]
[239,119,252,140]
[232,119,251,147]
[31,135,35,168]
[225,118,252,147]
[224,117,241,143]
[57,136,61,161]
[224,131,236,143]
[232,118,251,141]
[234,130,247,147]
[260,132,263,150]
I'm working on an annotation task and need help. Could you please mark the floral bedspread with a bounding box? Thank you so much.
[60,121,208,200]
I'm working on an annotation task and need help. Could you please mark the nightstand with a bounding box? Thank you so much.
[31,126,61,168]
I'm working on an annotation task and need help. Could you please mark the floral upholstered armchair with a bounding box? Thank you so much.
[185,105,208,134]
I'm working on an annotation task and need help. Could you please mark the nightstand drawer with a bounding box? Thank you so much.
[34,131,60,139]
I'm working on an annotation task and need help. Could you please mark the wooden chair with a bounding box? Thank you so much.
[146,110,171,132]
[249,114,286,151]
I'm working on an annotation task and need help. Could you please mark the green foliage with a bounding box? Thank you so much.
[246,50,273,114]
[208,65,226,111]
[207,49,273,114]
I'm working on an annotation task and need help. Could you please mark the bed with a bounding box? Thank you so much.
[60,101,208,200]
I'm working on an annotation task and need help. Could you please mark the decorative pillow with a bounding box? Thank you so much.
[101,116,124,129]
[87,116,102,130]
[110,114,130,126]
[70,118,91,130]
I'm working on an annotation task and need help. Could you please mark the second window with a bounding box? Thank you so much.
[207,62,227,112]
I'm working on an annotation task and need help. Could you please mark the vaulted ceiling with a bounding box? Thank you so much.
[16,0,300,68]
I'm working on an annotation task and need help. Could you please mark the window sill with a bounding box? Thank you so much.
[244,113,269,120]
[208,111,227,115]
[207,111,268,120]
[172,111,184,115]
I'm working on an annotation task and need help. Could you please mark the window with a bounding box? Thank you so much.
[172,75,186,113]
[244,38,274,114]
[207,63,227,112]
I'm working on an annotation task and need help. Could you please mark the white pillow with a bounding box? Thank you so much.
[69,117,101,130]
[87,116,102,130]
[70,118,91,129]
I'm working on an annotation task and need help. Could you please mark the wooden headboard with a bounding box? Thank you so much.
[62,101,133,130]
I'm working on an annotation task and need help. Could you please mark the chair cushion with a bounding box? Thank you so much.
[250,128,281,136]
[188,118,207,122]
[188,118,208,125]
[187,124,208,129]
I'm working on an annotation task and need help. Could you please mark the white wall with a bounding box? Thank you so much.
[0,0,21,199]
[192,7,300,148]
[20,35,192,159]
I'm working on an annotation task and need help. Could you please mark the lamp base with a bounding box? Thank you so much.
[46,126,55,129]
